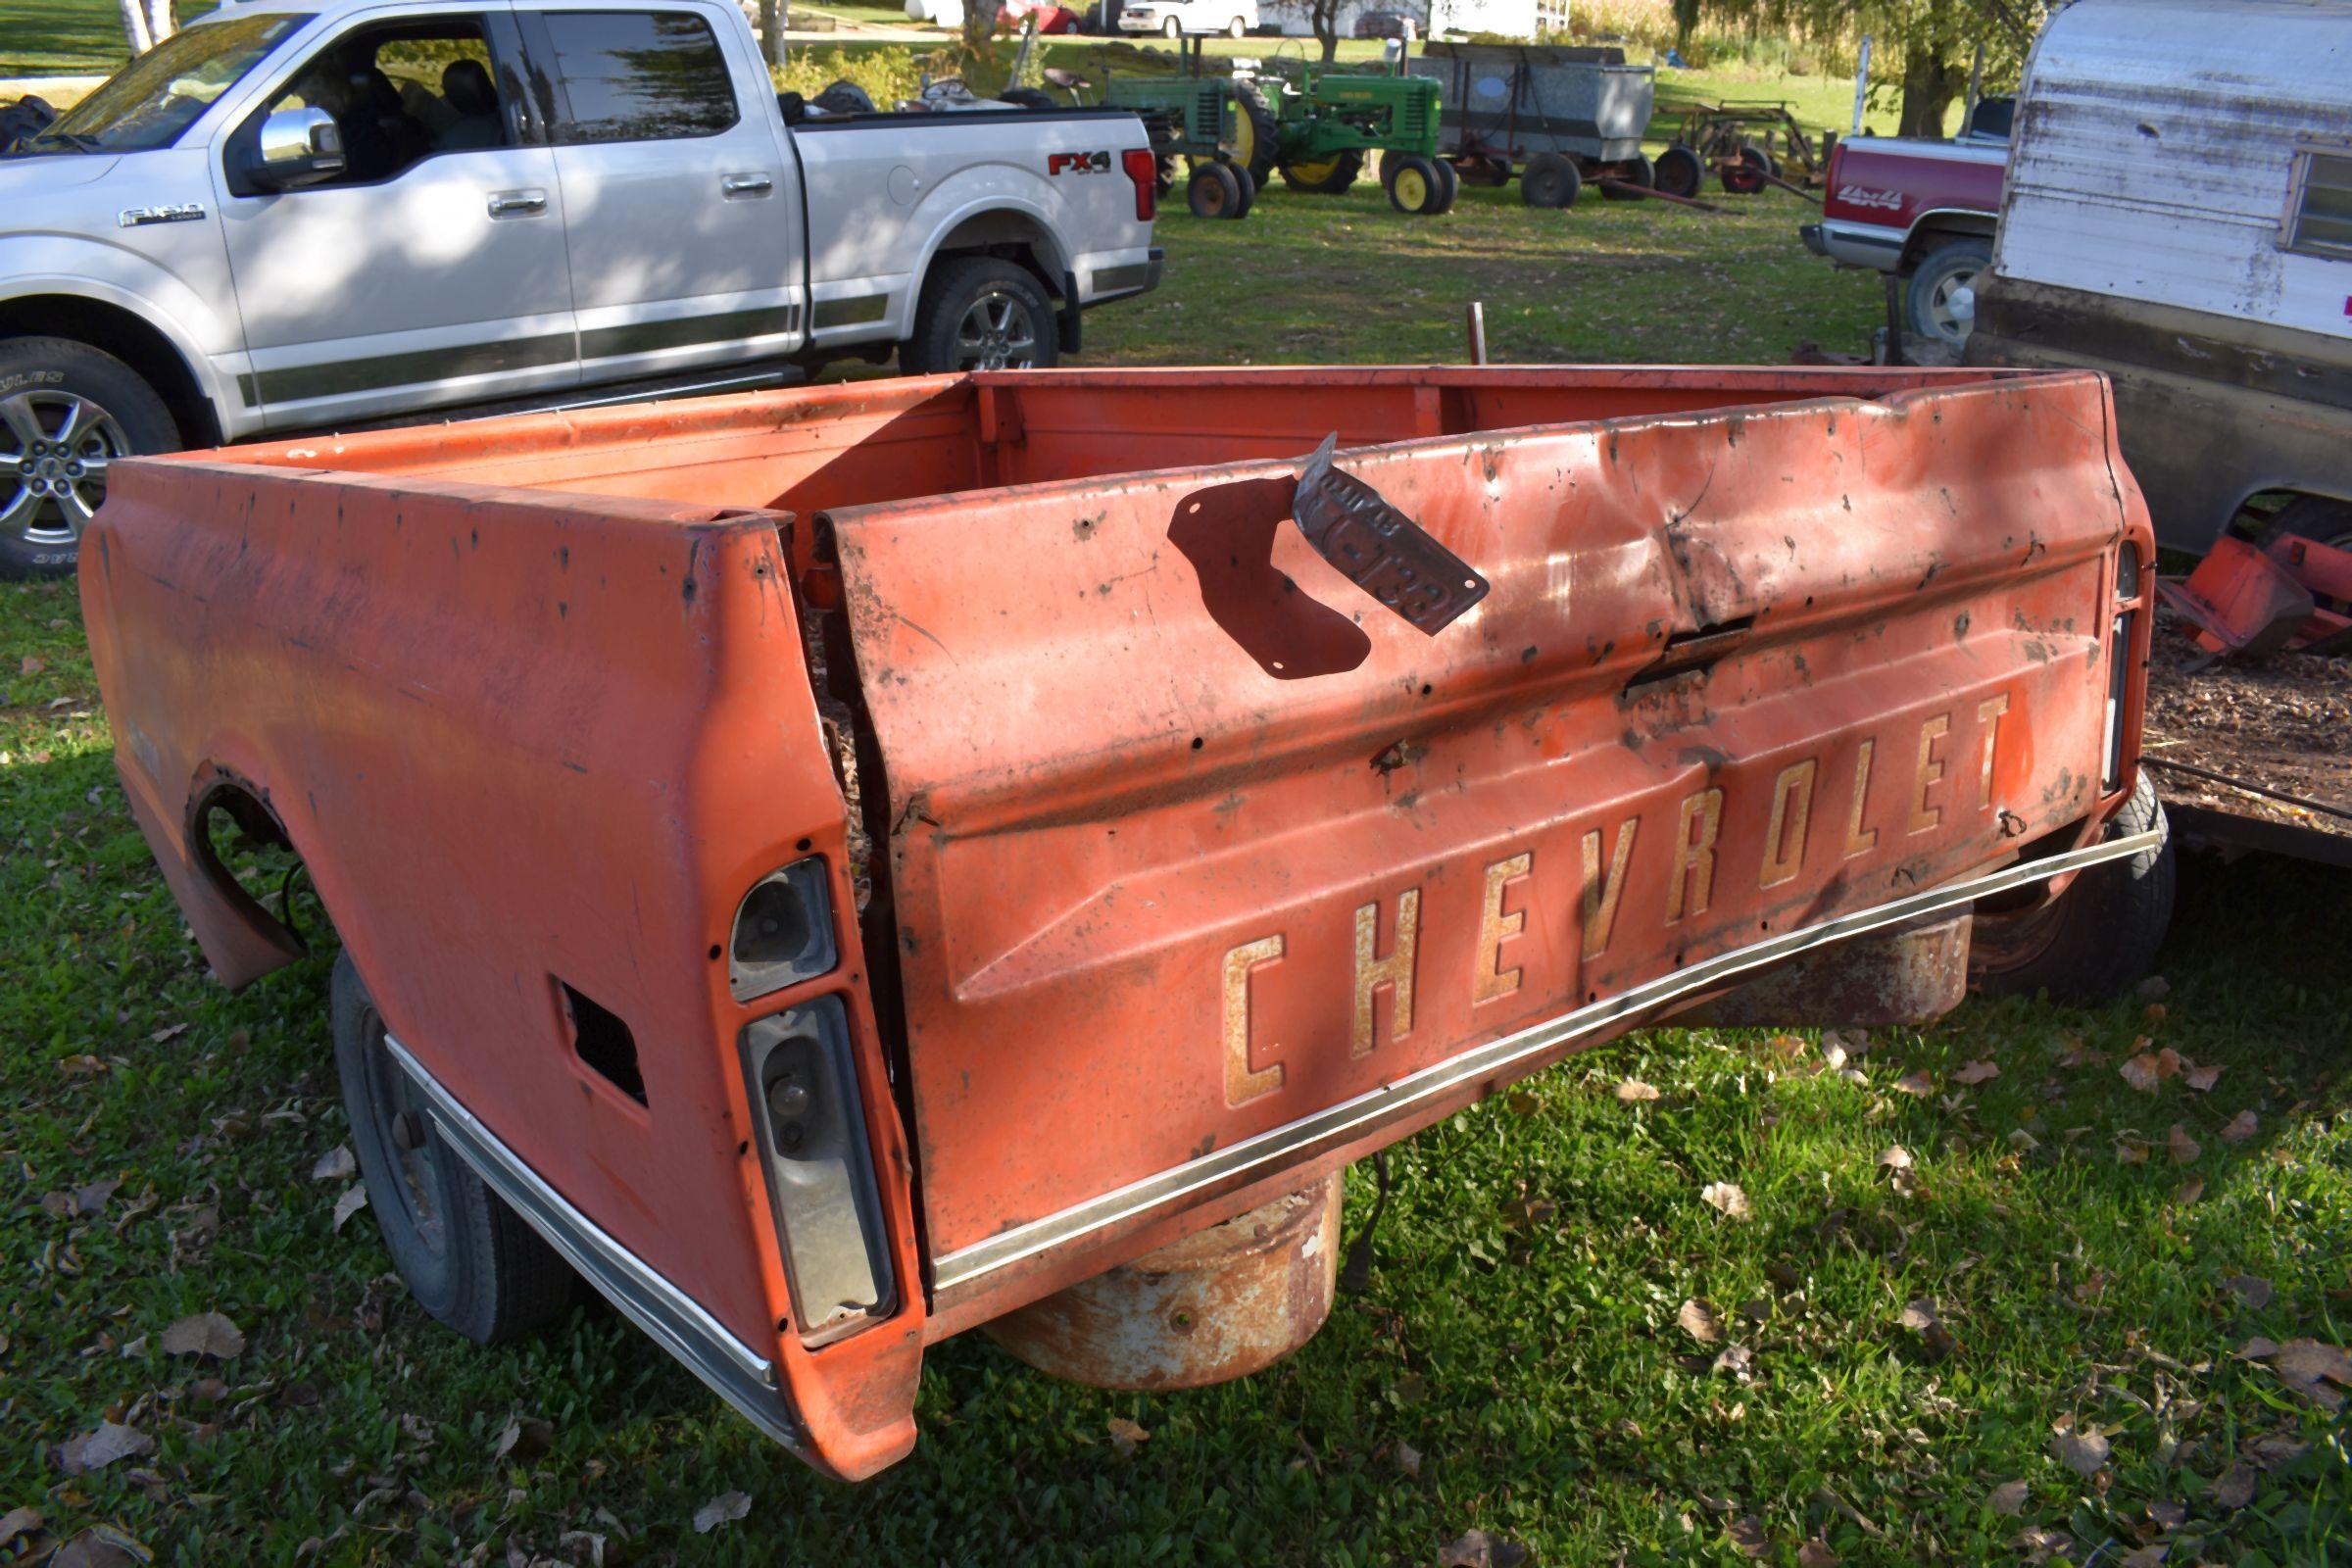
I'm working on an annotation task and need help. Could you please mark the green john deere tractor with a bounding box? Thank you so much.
[1259,64,1452,216]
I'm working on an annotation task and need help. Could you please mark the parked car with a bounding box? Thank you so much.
[1798,96,2011,348]
[83,363,2168,1480]
[1966,0,2350,557]
[0,0,1162,579]
[1118,0,1257,36]
[1352,11,1418,39]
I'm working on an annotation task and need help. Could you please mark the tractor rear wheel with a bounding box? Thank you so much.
[1519,151,1581,208]
[1384,152,1446,215]
[1230,80,1280,190]
[1653,144,1702,198]
[1279,148,1364,194]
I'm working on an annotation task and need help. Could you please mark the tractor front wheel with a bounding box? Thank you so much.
[1189,159,1246,219]
[1384,152,1446,215]
[1279,149,1364,194]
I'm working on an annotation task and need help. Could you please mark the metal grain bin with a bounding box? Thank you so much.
[1410,41,1654,164]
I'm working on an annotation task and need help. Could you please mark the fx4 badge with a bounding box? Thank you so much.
[1048,150,1112,175]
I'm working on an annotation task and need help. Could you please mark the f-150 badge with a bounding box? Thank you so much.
[1048,151,1111,175]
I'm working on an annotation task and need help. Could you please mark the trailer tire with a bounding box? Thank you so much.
[1519,151,1581,209]
[1189,159,1245,218]
[1653,144,1702,198]
[1279,149,1363,194]
[1600,154,1653,198]
[0,336,179,581]
[902,257,1060,371]
[1720,142,1775,194]
[1384,152,1446,215]
[1970,771,2177,1004]
[331,952,574,1346]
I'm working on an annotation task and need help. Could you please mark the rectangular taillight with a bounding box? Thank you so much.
[1123,147,1157,222]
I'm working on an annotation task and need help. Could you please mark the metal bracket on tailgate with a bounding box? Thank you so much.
[1293,433,1490,635]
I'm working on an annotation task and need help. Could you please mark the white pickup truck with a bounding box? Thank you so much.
[0,0,1162,577]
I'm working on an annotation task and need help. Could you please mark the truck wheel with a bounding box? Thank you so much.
[1226,14,1245,35]
[1162,15,1179,34]
[1384,153,1446,215]
[1971,771,2177,1004]
[0,337,178,581]
[1279,149,1363,194]
[902,257,1059,373]
[1189,160,1245,218]
[330,952,573,1345]
[1653,144,1702,198]
[1904,237,1993,348]
[1230,79,1280,190]
[1519,151,1581,209]
[1600,154,1653,198]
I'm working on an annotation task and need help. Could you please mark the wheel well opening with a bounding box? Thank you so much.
[929,214,1065,304]
[188,778,313,957]
[0,295,222,448]
[1899,220,1995,275]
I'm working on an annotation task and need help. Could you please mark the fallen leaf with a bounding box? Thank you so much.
[160,1312,245,1360]
[2155,1047,2183,1079]
[2051,1428,2111,1479]
[1505,1091,1543,1116]
[1106,1416,1150,1456]
[2184,1063,2224,1093]
[2120,1054,2163,1093]
[1878,1144,1914,1172]
[2239,1337,2282,1360]
[57,1422,155,1475]
[49,1527,150,1568]
[1954,1059,1999,1086]
[1726,1515,1769,1558]
[1701,1182,1752,1220]
[692,1491,750,1534]
[2269,1339,2352,1410]
[2136,975,2171,1001]
[73,1177,122,1216]
[311,1145,356,1182]
[1796,1540,1840,1568]
[332,1184,369,1231]
[2210,1461,2259,1510]
[21,655,47,676]
[1678,1298,1725,1346]
[1986,1479,2030,1516]
[2147,1499,2186,1530]
[1712,1343,1754,1381]
[1615,1079,1660,1103]
[2219,1109,2259,1145]
[0,1508,42,1549]
[2167,1124,2201,1165]
[1394,1439,1423,1478]
[2117,1546,2167,1568]
[1894,1071,1935,1097]
[493,1415,553,1462]
[1437,1528,1527,1568]
[2115,1137,2149,1166]
[2225,1275,2273,1309]
[2174,1175,2204,1205]
[2144,1002,2168,1026]
[557,1530,607,1567]
[1898,1298,1956,1360]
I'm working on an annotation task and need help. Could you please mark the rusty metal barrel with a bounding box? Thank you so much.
[982,1170,1345,1390]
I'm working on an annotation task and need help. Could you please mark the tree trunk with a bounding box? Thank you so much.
[1895,44,1964,138]
[118,0,154,58]
[1314,14,1339,61]
[962,0,1002,49]
[758,0,785,69]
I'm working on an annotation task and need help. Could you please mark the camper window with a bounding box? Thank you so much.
[2283,144,2352,261]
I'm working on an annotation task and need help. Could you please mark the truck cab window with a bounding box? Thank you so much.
[541,11,738,143]
[252,18,509,186]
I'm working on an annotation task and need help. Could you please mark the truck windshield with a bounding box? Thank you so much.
[23,13,309,154]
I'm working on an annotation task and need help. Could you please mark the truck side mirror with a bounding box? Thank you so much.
[249,106,346,190]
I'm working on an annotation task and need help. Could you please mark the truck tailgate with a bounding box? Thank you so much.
[828,373,2148,1327]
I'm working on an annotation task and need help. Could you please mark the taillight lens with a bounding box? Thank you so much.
[1123,147,1157,222]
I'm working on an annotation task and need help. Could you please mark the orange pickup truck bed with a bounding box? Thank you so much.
[80,367,2157,1479]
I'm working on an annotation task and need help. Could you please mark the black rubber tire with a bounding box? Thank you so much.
[1230,79,1280,190]
[1903,237,1993,349]
[1279,149,1364,194]
[1230,161,1257,218]
[1600,154,1653,198]
[1971,771,2177,1004]
[0,336,178,580]
[1226,14,1245,36]
[1162,15,1179,35]
[900,257,1060,373]
[1519,151,1581,209]
[331,952,573,1345]
[1652,144,1702,199]
[1384,152,1446,215]
[1188,159,1245,219]
[1429,155,1459,214]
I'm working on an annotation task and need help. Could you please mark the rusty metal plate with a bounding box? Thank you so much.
[1292,433,1490,634]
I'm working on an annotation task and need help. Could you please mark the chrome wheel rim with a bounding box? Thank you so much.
[952,290,1040,370]
[1927,267,1982,343]
[2,390,131,549]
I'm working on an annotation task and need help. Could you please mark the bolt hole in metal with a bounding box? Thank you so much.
[2,390,131,545]
[952,289,1040,370]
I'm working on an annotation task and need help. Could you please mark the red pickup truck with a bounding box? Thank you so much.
[80,365,2167,1479]
[1801,101,2011,349]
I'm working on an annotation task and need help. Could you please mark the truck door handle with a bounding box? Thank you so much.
[722,172,775,198]
[486,189,548,218]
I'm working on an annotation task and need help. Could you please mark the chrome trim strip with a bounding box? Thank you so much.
[930,831,2161,1292]
[381,1035,804,1452]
